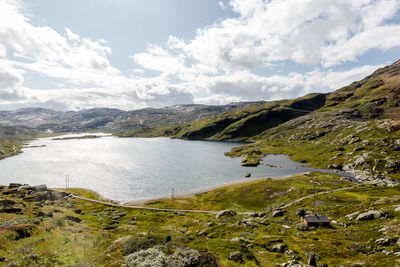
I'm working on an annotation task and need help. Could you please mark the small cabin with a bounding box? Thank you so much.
[302,215,330,227]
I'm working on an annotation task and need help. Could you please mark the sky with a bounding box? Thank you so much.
[1,0,400,111]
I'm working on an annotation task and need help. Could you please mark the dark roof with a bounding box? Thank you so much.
[303,215,330,223]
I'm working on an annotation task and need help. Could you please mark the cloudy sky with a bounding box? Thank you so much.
[1,0,400,111]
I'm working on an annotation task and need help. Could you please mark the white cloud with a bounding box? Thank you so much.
[218,1,227,10]
[0,0,399,111]
[200,64,384,103]
[133,0,400,72]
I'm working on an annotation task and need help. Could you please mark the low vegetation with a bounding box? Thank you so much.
[1,172,400,266]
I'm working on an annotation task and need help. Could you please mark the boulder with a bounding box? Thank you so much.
[228,251,243,263]
[0,199,16,206]
[64,215,82,223]
[308,254,317,266]
[0,208,22,214]
[375,238,391,246]
[271,244,287,253]
[9,183,22,189]
[356,210,385,221]
[345,211,360,220]
[50,190,69,200]
[216,210,237,219]
[296,208,306,217]
[328,164,343,170]
[272,209,284,217]
[257,211,267,218]
[34,184,47,192]
[28,191,49,202]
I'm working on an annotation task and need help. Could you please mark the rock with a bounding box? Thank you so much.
[356,210,385,221]
[34,184,47,191]
[272,209,284,217]
[174,212,185,216]
[20,185,35,191]
[0,199,16,206]
[216,210,237,219]
[308,254,317,266]
[244,173,251,178]
[25,191,49,202]
[239,219,258,228]
[64,215,81,223]
[271,244,287,253]
[0,208,22,214]
[285,249,297,257]
[9,183,22,189]
[228,251,243,263]
[50,191,69,200]
[328,164,343,170]
[296,208,306,217]
[394,252,400,257]
[345,211,360,220]
[257,211,267,218]
[74,209,82,214]
[375,238,391,246]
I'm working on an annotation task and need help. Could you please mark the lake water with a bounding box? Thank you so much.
[0,135,308,203]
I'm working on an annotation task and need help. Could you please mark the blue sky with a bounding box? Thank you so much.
[1,0,400,110]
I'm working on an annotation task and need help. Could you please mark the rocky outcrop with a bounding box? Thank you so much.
[356,210,386,221]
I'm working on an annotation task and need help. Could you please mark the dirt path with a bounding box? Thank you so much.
[67,193,253,215]
[57,185,357,215]
[281,186,356,209]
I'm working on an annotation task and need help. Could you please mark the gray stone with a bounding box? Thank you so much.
[228,251,243,263]
[308,254,317,266]
[272,209,284,217]
[296,208,306,217]
[216,210,237,219]
[9,183,22,189]
[345,211,360,220]
[375,238,391,246]
[356,210,385,221]
[64,215,82,223]
[271,244,287,253]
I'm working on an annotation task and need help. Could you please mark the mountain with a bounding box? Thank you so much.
[224,60,400,183]
[169,93,327,141]
[0,103,262,135]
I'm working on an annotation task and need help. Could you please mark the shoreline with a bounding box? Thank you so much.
[123,171,313,205]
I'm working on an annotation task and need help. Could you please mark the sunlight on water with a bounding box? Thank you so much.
[0,135,307,202]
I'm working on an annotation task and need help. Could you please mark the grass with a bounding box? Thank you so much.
[1,172,400,266]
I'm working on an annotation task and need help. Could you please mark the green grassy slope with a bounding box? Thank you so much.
[170,93,327,141]
[2,173,400,266]
[0,126,37,160]
[225,60,400,181]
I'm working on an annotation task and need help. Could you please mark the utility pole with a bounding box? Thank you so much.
[65,175,70,192]
[171,187,175,202]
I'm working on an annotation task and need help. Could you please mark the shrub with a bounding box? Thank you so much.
[122,234,167,256]
[123,247,167,267]
[296,223,308,231]
[167,247,201,267]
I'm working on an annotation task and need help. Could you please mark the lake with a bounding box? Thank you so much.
[0,135,308,203]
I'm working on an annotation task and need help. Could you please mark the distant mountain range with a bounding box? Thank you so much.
[0,102,263,134]
[1,60,400,184]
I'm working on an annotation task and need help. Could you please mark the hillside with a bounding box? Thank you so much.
[225,60,400,183]
[0,103,261,135]
[0,125,38,160]
[2,173,400,266]
[168,93,327,141]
